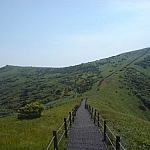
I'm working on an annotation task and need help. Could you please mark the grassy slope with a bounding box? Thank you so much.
[0,98,80,150]
[87,48,150,149]
[0,63,99,113]
[0,47,150,149]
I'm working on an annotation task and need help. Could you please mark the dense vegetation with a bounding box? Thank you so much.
[17,102,45,119]
[0,62,99,114]
[0,47,150,149]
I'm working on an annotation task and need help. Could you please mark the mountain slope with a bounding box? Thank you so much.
[0,48,150,116]
[0,63,99,113]
[87,47,150,149]
[0,47,150,149]
[95,47,150,120]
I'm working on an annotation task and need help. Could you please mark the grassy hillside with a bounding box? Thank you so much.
[0,47,150,149]
[0,98,80,150]
[87,47,150,149]
[0,63,99,114]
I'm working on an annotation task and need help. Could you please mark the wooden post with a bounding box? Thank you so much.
[91,107,93,119]
[53,131,58,150]
[89,106,91,115]
[104,120,107,141]
[72,110,74,123]
[69,112,72,127]
[74,108,75,116]
[64,118,67,138]
[98,113,100,127]
[94,109,97,124]
[116,136,120,150]
[74,108,76,116]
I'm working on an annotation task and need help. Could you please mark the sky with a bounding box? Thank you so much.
[0,0,150,68]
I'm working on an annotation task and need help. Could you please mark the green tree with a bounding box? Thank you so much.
[17,102,45,119]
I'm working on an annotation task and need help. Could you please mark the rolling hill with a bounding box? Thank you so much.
[0,47,150,149]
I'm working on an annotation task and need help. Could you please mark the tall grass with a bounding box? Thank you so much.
[87,73,150,150]
[0,99,80,150]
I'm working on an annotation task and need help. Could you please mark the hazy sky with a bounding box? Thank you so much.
[0,0,150,68]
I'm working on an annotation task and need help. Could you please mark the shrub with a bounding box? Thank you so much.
[17,102,45,119]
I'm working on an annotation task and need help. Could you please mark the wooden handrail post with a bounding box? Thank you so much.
[73,106,77,116]
[74,108,76,116]
[104,120,107,141]
[98,113,100,127]
[116,136,120,150]
[94,109,97,124]
[72,110,74,123]
[53,131,58,150]
[69,112,72,127]
[91,107,93,119]
[64,118,67,138]
[89,106,91,115]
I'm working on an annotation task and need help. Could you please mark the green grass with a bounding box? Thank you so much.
[87,72,150,149]
[92,107,150,150]
[0,98,80,150]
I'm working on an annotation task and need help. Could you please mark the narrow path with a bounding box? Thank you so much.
[67,99,107,150]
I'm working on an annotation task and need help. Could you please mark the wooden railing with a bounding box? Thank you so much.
[46,99,126,150]
[85,104,126,150]
[45,104,79,150]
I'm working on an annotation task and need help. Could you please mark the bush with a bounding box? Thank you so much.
[17,102,45,119]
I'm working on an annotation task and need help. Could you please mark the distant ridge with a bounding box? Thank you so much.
[1,47,149,69]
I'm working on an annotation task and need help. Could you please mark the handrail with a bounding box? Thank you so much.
[46,136,55,150]
[57,122,65,133]
[46,101,127,150]
[106,133,116,150]
[119,142,127,150]
[67,120,70,130]
[98,120,104,129]
[66,115,70,121]
[45,104,80,150]
[106,124,116,139]
[85,104,126,150]
[57,130,66,145]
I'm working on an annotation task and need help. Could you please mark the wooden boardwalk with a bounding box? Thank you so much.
[67,99,107,150]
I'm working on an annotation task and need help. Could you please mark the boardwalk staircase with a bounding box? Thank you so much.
[46,99,126,150]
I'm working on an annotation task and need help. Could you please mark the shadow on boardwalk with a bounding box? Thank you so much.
[67,99,107,150]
